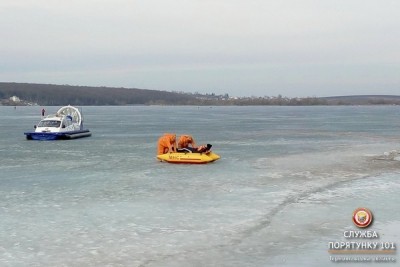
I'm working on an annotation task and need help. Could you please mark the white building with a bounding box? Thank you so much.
[10,96,21,102]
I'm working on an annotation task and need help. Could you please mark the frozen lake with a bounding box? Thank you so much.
[1,105,399,266]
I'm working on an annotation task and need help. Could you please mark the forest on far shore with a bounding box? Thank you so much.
[1,82,400,106]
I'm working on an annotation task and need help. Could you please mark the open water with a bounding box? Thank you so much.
[0,106,399,266]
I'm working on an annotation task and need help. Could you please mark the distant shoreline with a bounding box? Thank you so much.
[1,82,400,106]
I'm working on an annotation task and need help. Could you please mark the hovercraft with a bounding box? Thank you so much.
[24,105,91,141]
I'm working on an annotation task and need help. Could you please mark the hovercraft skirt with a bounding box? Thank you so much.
[24,130,91,141]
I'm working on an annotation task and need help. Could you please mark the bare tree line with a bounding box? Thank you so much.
[1,82,400,106]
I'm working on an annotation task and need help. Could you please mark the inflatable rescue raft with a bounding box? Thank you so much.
[157,151,220,164]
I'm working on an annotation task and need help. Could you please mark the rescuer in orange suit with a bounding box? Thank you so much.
[178,135,197,151]
[157,133,177,155]
[177,135,212,153]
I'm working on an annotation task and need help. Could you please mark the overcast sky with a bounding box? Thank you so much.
[0,0,399,97]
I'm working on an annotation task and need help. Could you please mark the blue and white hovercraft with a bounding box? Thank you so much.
[24,105,91,141]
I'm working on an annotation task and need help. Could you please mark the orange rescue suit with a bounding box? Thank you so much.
[157,134,176,155]
[178,135,196,149]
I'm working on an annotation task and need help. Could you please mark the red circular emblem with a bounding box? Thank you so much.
[352,208,373,228]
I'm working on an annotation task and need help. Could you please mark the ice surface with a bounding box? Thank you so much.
[1,106,399,266]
